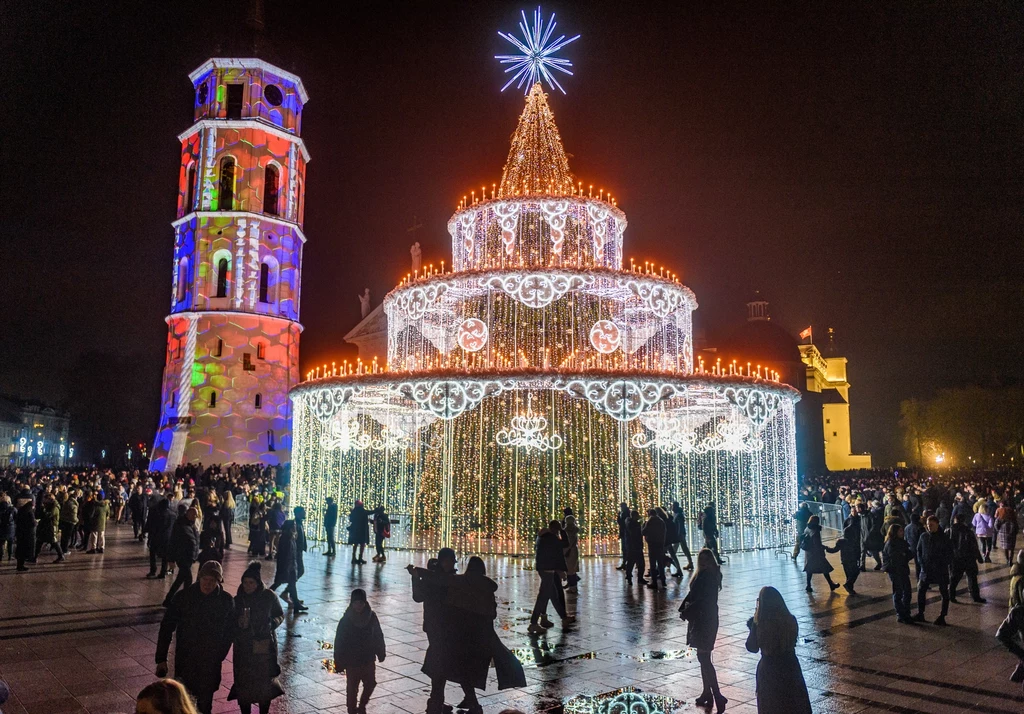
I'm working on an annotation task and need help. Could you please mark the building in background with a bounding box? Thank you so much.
[0,396,72,467]
[149,50,309,471]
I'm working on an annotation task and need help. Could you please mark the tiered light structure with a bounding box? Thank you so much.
[290,16,799,554]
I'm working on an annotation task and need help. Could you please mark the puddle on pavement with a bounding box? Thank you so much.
[512,646,598,668]
[540,687,687,714]
[316,640,333,650]
[619,649,694,663]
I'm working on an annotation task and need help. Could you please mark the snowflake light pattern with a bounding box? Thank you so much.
[495,395,563,452]
[496,7,580,94]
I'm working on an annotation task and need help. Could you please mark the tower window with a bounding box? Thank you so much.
[176,257,189,303]
[833,431,838,437]
[171,392,177,408]
[226,84,243,119]
[186,163,197,213]
[216,257,230,298]
[259,263,270,303]
[256,342,266,360]
[263,164,280,215]
[209,391,217,408]
[214,338,223,357]
[243,353,255,371]
[218,158,235,211]
[255,393,262,409]
[267,429,276,451]
[264,84,283,107]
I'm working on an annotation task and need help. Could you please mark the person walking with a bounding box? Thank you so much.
[87,491,109,554]
[14,492,36,572]
[915,515,952,625]
[155,561,235,714]
[624,509,646,585]
[529,521,573,633]
[1010,550,1024,609]
[164,507,200,607]
[265,501,285,560]
[129,485,148,541]
[147,496,176,579]
[562,508,580,593]
[679,549,726,713]
[616,502,630,570]
[642,508,667,590]
[248,498,267,557]
[671,501,695,571]
[58,490,78,554]
[0,493,15,562]
[801,515,840,593]
[700,503,724,565]
[791,503,812,560]
[973,503,996,563]
[34,495,64,563]
[220,489,235,548]
[744,586,812,713]
[408,549,460,714]
[660,506,683,578]
[334,588,387,714]
[347,500,369,565]
[996,603,1024,693]
[904,512,924,579]
[881,523,914,623]
[996,501,1019,564]
[323,497,338,557]
[228,561,285,714]
[862,500,885,571]
[371,506,390,563]
[948,511,986,604]
[270,520,307,612]
[826,516,861,595]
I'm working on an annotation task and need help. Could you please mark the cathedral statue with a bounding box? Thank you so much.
[358,288,371,318]
[410,242,422,273]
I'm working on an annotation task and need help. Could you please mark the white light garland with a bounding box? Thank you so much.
[495,395,563,452]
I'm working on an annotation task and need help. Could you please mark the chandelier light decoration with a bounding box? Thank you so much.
[289,10,800,555]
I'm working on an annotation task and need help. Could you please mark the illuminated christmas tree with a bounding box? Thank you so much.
[499,83,575,197]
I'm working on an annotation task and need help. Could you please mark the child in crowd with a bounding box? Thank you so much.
[334,589,387,714]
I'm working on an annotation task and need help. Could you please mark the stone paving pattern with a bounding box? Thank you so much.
[1,526,1022,714]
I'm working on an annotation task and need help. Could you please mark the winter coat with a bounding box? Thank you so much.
[996,507,1019,551]
[642,514,666,546]
[39,502,60,543]
[679,569,721,651]
[616,507,630,540]
[147,499,176,557]
[373,510,390,538]
[947,522,983,571]
[936,502,952,530]
[334,604,387,670]
[324,502,338,529]
[443,573,498,690]
[128,492,148,522]
[673,509,687,539]
[829,520,861,566]
[347,504,370,544]
[745,619,812,714]
[1010,564,1024,609]
[664,513,678,544]
[917,530,952,582]
[904,521,924,556]
[410,567,458,684]
[229,584,285,704]
[626,519,644,559]
[92,501,109,532]
[0,501,16,541]
[973,512,995,538]
[59,497,78,526]
[881,537,912,577]
[15,501,36,560]
[294,519,307,580]
[864,507,885,551]
[274,533,298,583]
[801,524,833,574]
[535,530,567,571]
[562,515,580,575]
[793,505,812,533]
[156,582,234,694]
[996,605,1024,662]
[169,518,199,564]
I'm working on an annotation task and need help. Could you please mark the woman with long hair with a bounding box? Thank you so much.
[745,586,811,713]
[996,501,1019,565]
[228,562,285,714]
[881,523,914,622]
[801,515,839,593]
[679,548,726,712]
[135,679,199,714]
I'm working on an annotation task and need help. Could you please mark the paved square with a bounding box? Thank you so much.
[0,526,1021,714]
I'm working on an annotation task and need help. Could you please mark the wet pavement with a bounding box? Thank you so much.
[1,526,1022,713]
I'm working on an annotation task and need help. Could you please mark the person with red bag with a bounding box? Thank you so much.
[371,506,390,563]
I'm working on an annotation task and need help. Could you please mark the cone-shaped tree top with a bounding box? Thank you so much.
[499,83,576,197]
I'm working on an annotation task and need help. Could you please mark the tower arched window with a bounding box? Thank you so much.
[176,257,189,303]
[255,393,262,409]
[216,257,230,298]
[263,164,280,216]
[209,391,217,408]
[186,163,197,213]
[218,157,235,211]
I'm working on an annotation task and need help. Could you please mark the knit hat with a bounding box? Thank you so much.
[198,560,224,582]
[351,588,367,603]
[242,561,263,582]
[437,547,456,563]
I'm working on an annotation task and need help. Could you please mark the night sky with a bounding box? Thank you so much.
[2,1,1022,464]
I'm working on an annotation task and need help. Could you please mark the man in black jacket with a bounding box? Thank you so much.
[127,484,148,541]
[323,496,338,556]
[529,521,572,633]
[671,501,695,571]
[642,509,667,590]
[915,515,952,625]
[948,512,986,604]
[163,506,199,607]
[615,503,629,570]
[155,560,234,714]
[145,495,175,579]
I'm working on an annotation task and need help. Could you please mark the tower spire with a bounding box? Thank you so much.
[499,83,575,197]
[245,0,266,56]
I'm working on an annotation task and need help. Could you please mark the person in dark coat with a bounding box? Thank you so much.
[700,503,724,565]
[882,523,914,623]
[745,586,812,713]
[270,520,307,612]
[219,490,235,548]
[229,561,285,714]
[164,507,200,607]
[826,516,861,594]
[679,549,726,713]
[642,508,667,589]
[128,484,148,541]
[792,503,812,560]
[293,507,308,581]
[0,493,15,562]
[335,588,386,714]
[671,501,694,571]
[915,515,952,625]
[624,510,646,585]
[155,560,234,714]
[323,497,338,556]
[615,502,630,570]
[861,501,885,570]
[371,506,390,563]
[529,521,572,632]
[347,501,369,564]
[59,490,78,553]
[34,495,64,563]
[661,506,683,577]
[948,511,986,604]
[996,605,1024,694]
[904,512,924,579]
[441,557,498,713]
[802,515,839,593]
[14,492,36,572]
[936,500,952,531]
[409,549,460,714]
[146,496,175,579]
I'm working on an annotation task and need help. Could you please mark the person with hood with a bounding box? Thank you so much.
[0,493,15,562]
[14,491,36,572]
[164,507,200,606]
[529,521,572,633]
[128,484,149,541]
[229,561,285,714]
[671,501,695,571]
[792,503,812,560]
[826,516,861,594]
[58,489,79,553]
[87,491,109,554]
[34,495,64,563]
[801,515,840,593]
[323,496,338,557]
[561,507,580,592]
[642,508,667,590]
[347,501,370,564]
[745,586,812,713]
[904,513,924,579]
[155,560,235,714]
[624,509,646,585]
[270,520,307,612]
[915,514,952,625]
[371,505,390,563]
[881,523,914,623]
[408,549,457,714]
[701,503,724,565]
[679,549,726,713]
[616,502,630,570]
[334,588,386,714]
[248,498,267,557]
[147,496,176,579]
[973,503,996,563]
[1010,550,1024,609]
[948,511,986,604]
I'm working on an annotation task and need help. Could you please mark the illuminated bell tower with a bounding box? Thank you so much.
[150,56,309,471]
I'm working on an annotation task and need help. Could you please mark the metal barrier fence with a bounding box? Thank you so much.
[802,500,844,542]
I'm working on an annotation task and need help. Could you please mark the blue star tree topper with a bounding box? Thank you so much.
[496,6,580,94]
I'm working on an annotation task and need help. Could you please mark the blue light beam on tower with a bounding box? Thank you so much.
[496,6,580,95]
